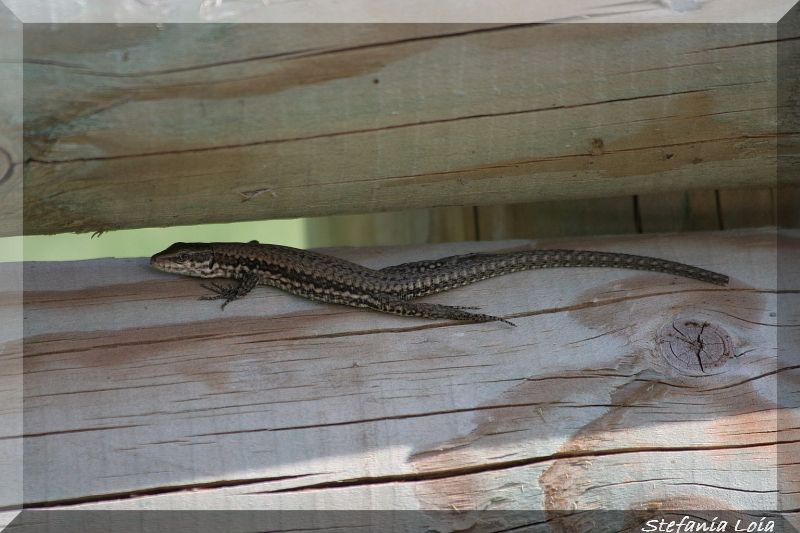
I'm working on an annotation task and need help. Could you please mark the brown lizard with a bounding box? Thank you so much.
[150,241,729,326]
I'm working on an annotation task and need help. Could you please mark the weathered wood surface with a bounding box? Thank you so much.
[18,229,791,516]
[0,4,24,530]
[0,1,22,241]
[0,263,22,530]
[4,0,796,23]
[777,231,800,531]
[19,23,788,237]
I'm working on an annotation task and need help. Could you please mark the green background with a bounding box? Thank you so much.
[0,219,308,263]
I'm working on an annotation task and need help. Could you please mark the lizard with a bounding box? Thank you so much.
[150,241,729,326]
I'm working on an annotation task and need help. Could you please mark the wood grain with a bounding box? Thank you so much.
[20,24,785,236]
[0,2,22,241]
[476,197,636,240]
[18,229,789,513]
[305,206,476,248]
[718,188,776,229]
[5,0,796,24]
[0,3,23,524]
[637,190,721,233]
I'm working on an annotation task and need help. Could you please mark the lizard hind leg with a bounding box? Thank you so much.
[368,294,515,327]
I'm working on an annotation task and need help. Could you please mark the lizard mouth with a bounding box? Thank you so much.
[150,256,178,272]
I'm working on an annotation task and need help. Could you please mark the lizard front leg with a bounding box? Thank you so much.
[200,271,261,309]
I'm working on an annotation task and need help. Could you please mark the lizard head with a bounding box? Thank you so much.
[150,243,218,278]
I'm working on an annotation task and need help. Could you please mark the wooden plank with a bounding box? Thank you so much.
[0,3,23,528]
[20,229,786,511]
[307,206,476,248]
[429,206,477,243]
[48,448,782,512]
[0,264,22,523]
[19,24,784,236]
[476,197,635,240]
[5,0,795,24]
[718,188,776,229]
[0,1,22,241]
[778,186,800,228]
[478,197,636,240]
[777,229,800,521]
[310,187,775,248]
[637,190,720,233]
[306,210,432,248]
[778,5,800,197]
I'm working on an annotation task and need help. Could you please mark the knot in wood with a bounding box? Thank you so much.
[658,319,732,375]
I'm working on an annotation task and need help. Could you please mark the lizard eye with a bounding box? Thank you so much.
[177,253,189,262]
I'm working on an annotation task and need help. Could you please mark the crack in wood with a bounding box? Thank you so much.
[674,481,777,494]
[695,38,785,54]
[22,24,532,80]
[0,146,14,185]
[188,401,574,437]
[22,286,748,365]
[23,47,322,78]
[264,441,784,495]
[24,424,148,439]
[26,88,716,165]
[21,472,323,509]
